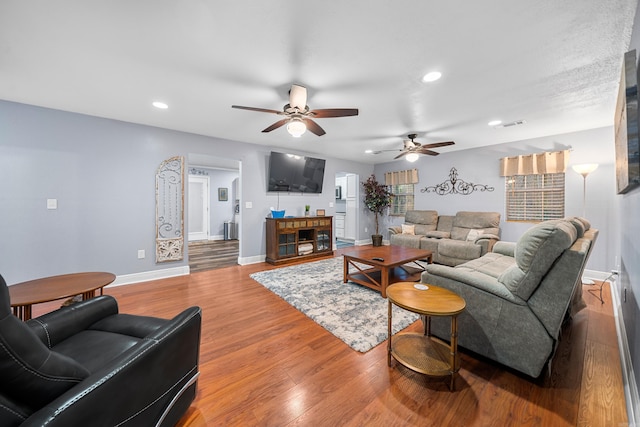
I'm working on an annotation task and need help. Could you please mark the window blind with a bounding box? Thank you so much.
[505,173,565,221]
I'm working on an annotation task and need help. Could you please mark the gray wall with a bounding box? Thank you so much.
[620,3,640,407]
[374,126,618,273]
[0,99,374,283]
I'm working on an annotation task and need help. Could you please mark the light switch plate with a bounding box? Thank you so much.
[47,199,57,210]
[245,201,253,209]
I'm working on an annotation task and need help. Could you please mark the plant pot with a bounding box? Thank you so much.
[371,234,383,247]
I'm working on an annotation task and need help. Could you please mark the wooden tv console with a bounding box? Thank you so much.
[265,216,334,265]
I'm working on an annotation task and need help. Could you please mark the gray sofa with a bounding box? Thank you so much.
[389,210,501,266]
[419,217,597,377]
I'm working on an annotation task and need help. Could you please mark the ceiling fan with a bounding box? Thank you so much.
[231,84,358,137]
[372,134,455,161]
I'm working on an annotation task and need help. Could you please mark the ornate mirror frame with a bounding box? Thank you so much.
[156,156,185,262]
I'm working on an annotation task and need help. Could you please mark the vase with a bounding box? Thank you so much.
[371,234,383,247]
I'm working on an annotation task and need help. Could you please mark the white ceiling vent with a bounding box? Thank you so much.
[495,120,527,128]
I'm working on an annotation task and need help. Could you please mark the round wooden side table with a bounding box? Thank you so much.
[387,281,466,391]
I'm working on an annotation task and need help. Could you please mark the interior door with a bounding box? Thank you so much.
[188,175,210,241]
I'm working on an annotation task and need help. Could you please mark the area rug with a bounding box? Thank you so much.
[249,257,419,352]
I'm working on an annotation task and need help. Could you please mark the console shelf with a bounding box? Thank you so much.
[266,216,334,265]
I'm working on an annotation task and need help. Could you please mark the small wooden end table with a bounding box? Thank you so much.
[9,272,116,320]
[387,281,466,391]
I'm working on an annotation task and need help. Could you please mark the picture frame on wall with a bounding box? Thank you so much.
[316,209,326,216]
[218,187,228,201]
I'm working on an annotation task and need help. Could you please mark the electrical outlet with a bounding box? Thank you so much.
[137,250,145,259]
[364,227,368,233]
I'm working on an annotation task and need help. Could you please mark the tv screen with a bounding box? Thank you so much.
[267,151,326,193]
[614,49,640,194]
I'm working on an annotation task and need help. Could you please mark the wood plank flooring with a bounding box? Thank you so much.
[29,252,629,426]
[188,239,239,272]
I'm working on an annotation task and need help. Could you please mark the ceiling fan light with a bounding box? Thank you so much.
[422,71,442,83]
[287,119,306,137]
[406,153,420,162]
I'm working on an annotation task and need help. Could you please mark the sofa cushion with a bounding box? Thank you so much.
[466,229,484,241]
[390,234,423,249]
[0,313,90,414]
[0,275,90,414]
[436,215,454,232]
[450,211,500,241]
[404,210,438,229]
[424,230,451,239]
[401,224,415,235]
[456,252,516,279]
[438,239,483,260]
[498,220,577,300]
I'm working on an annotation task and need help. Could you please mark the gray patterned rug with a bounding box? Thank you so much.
[250,257,419,352]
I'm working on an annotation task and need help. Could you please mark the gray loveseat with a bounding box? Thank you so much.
[419,217,597,377]
[389,210,501,266]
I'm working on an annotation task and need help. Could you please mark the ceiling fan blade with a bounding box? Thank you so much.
[421,141,455,149]
[302,118,326,136]
[232,105,282,114]
[289,85,307,110]
[394,151,409,159]
[310,108,359,118]
[262,119,289,133]
[416,148,440,156]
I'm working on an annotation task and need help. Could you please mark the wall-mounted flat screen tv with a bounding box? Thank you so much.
[614,49,640,194]
[267,151,326,193]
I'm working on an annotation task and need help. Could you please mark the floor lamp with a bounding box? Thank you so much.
[572,163,599,217]
[572,163,598,285]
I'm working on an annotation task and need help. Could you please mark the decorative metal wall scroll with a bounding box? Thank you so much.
[156,156,185,262]
[421,167,494,195]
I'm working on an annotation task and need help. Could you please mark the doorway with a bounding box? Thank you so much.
[187,154,241,272]
[188,175,210,242]
[335,171,358,248]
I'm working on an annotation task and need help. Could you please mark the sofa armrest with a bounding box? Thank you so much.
[492,241,516,257]
[27,295,119,347]
[388,226,402,235]
[474,233,501,255]
[22,306,202,427]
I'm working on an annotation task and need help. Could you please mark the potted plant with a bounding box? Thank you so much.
[362,174,393,246]
[305,205,310,216]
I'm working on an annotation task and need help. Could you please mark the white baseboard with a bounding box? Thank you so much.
[107,266,190,287]
[238,254,265,265]
[609,277,640,427]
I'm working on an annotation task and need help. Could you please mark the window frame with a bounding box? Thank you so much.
[505,173,565,222]
[389,184,415,216]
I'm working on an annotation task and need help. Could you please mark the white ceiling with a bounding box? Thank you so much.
[0,1,637,164]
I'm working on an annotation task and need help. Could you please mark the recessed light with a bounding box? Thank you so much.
[422,71,442,83]
[152,101,169,109]
[365,149,373,154]
[488,120,502,126]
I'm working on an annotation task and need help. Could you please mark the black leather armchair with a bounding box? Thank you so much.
[0,274,201,427]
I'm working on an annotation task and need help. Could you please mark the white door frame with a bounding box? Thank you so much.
[188,175,210,241]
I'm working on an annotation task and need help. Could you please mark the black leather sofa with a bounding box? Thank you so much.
[0,274,201,427]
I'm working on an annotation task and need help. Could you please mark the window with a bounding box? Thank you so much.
[505,173,565,222]
[390,184,414,216]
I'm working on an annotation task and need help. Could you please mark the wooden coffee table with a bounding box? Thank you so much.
[9,272,116,320]
[387,282,466,390]
[342,245,432,298]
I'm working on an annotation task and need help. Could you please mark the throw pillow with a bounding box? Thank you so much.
[401,224,415,235]
[466,229,484,241]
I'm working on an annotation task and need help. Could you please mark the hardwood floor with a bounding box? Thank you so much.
[32,252,628,426]
[188,239,239,272]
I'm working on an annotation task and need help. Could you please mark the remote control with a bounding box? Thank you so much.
[372,257,384,261]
